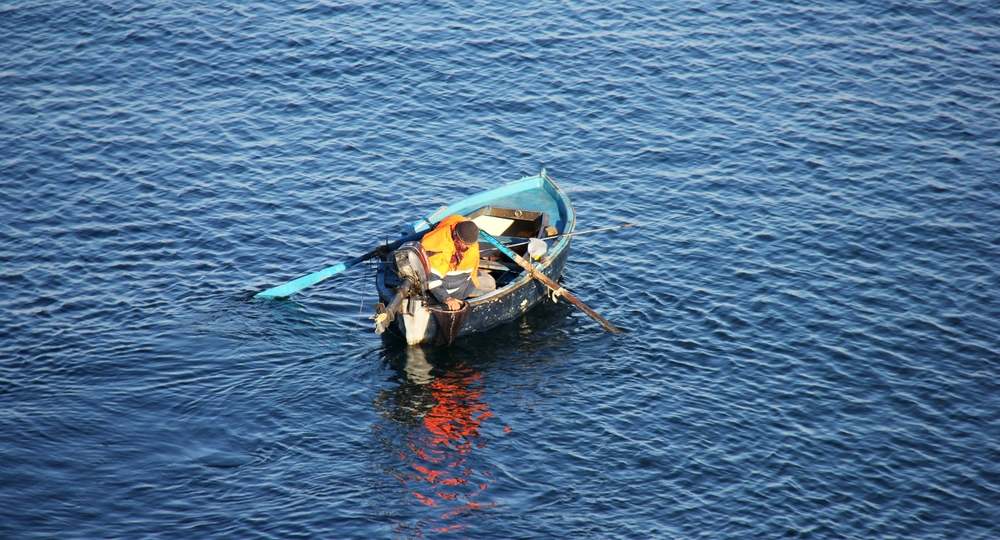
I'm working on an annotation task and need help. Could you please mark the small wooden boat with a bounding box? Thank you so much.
[374,171,575,345]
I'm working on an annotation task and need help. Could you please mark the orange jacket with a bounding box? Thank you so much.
[421,215,479,287]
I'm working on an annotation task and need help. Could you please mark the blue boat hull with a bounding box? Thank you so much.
[375,172,575,345]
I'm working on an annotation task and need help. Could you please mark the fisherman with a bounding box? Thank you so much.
[421,215,496,310]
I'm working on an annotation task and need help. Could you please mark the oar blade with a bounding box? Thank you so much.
[252,231,424,300]
[253,262,348,299]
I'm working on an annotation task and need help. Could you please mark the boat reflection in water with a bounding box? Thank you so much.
[373,344,501,534]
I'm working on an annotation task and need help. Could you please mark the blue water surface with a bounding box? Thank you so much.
[2,1,999,538]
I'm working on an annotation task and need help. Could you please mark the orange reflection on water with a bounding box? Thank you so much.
[406,363,497,519]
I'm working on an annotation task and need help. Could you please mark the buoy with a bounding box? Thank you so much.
[527,238,547,261]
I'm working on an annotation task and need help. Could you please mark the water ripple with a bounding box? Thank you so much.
[2,0,1000,538]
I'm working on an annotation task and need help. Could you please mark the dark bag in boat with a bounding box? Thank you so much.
[432,300,470,346]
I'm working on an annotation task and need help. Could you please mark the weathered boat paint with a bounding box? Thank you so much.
[375,171,575,345]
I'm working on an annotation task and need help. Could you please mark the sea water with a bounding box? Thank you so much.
[2,1,998,538]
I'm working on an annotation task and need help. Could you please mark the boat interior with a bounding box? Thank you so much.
[384,205,557,292]
[469,205,557,288]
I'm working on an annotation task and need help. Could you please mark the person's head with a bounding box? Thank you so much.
[454,220,479,247]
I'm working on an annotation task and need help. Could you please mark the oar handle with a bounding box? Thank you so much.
[478,231,621,333]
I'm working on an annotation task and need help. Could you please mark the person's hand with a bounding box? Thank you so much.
[444,298,462,311]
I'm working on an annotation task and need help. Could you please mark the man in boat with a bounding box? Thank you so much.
[421,215,496,311]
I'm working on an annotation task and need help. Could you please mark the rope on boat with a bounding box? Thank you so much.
[356,263,372,329]
[549,287,567,303]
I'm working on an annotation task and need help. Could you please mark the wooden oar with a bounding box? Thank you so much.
[478,230,621,333]
[254,231,424,299]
